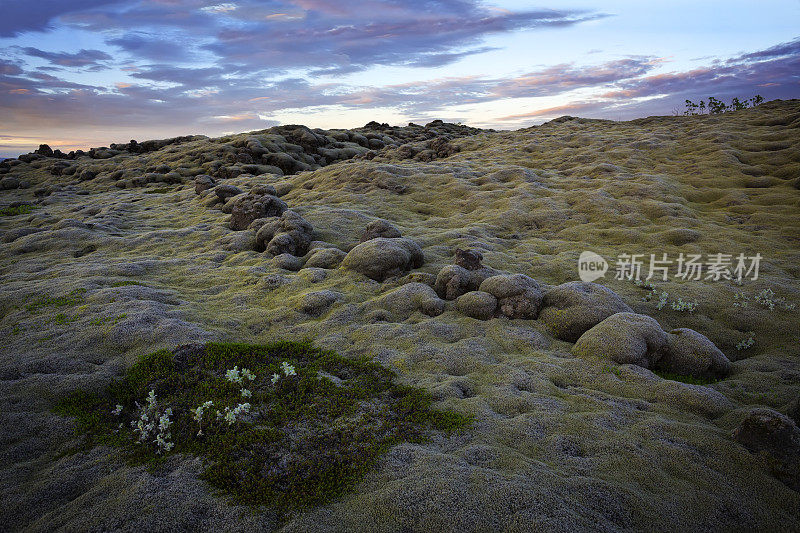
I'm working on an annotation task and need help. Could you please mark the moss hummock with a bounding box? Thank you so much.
[55,341,469,514]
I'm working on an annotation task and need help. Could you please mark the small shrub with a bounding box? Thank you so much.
[736,331,755,351]
[684,95,764,115]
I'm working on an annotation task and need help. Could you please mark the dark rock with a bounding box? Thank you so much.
[255,210,313,256]
[230,193,288,230]
[454,248,484,271]
[479,274,543,319]
[194,175,216,194]
[733,408,800,491]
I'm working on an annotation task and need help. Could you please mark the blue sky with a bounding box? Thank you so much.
[1,0,798,157]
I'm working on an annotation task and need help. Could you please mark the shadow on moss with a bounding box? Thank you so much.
[653,369,721,386]
[55,341,470,515]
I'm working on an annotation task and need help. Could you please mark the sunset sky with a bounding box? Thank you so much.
[2,0,799,157]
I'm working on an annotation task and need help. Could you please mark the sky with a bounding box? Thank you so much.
[1,1,799,157]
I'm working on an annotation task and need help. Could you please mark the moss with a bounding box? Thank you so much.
[25,288,87,314]
[55,341,470,516]
[110,280,144,287]
[143,186,174,194]
[0,204,35,216]
[653,370,720,386]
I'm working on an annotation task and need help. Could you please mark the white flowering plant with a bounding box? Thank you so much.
[54,341,468,510]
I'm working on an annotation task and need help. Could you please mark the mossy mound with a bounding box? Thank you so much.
[55,341,469,515]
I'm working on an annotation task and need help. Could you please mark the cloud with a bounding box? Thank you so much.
[0,60,24,76]
[20,47,113,68]
[496,102,603,121]
[106,32,201,62]
[2,0,128,37]
[492,39,800,125]
[1,1,799,156]
[202,6,603,72]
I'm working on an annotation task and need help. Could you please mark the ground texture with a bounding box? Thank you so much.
[1,101,799,531]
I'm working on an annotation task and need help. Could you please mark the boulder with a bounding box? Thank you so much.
[293,290,342,317]
[194,175,216,194]
[455,291,497,320]
[377,283,445,319]
[215,184,243,202]
[251,184,278,196]
[662,328,731,379]
[272,253,302,271]
[78,169,96,181]
[341,237,424,281]
[1,227,43,243]
[479,274,543,319]
[230,193,288,230]
[0,176,20,190]
[255,210,313,256]
[454,248,484,271]
[538,281,633,342]
[572,312,668,368]
[733,408,800,491]
[360,219,402,242]
[434,264,499,301]
[304,247,346,269]
[435,265,477,300]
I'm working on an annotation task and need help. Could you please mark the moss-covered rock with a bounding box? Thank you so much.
[360,219,402,242]
[479,274,543,319]
[229,193,288,230]
[377,282,445,319]
[539,281,633,342]
[303,247,346,269]
[663,328,731,379]
[340,237,424,281]
[455,291,497,320]
[572,312,668,367]
[733,408,800,491]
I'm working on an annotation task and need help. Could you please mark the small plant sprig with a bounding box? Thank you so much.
[736,331,755,351]
[634,280,696,313]
[192,400,214,436]
[271,361,297,384]
[733,291,749,307]
[670,297,698,313]
[216,403,251,425]
[131,390,174,453]
[754,288,795,311]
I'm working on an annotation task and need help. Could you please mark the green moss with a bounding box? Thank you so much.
[653,370,720,386]
[143,187,174,194]
[25,288,87,314]
[55,341,470,515]
[111,280,144,287]
[0,204,35,216]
